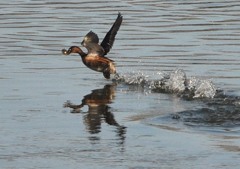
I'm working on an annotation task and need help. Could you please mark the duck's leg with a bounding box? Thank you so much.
[103,69,110,79]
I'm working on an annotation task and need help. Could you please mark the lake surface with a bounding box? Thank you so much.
[1,0,240,169]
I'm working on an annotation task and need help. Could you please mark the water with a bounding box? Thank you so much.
[1,0,240,169]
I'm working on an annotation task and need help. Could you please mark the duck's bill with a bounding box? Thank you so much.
[62,49,69,55]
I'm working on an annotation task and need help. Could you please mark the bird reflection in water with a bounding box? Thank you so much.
[64,84,126,144]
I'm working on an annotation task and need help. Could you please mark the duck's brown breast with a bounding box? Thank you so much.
[82,55,115,73]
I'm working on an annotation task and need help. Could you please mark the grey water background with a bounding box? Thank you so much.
[1,0,240,169]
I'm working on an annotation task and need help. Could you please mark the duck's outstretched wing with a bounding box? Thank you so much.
[101,12,123,55]
[82,31,99,45]
[81,31,105,56]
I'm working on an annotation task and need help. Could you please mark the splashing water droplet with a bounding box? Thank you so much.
[193,80,216,98]
[166,69,186,93]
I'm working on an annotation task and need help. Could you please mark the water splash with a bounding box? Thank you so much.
[117,69,240,129]
[115,71,148,86]
[187,77,216,99]
[114,69,216,99]
[166,69,186,93]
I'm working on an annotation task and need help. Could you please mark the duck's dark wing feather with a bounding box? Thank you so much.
[85,43,105,57]
[101,13,123,55]
[81,31,105,56]
[82,31,99,44]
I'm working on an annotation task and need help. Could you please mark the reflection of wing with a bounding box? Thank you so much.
[101,12,123,55]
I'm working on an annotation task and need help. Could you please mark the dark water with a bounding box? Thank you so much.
[1,0,240,169]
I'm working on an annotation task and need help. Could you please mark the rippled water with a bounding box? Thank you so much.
[1,0,240,169]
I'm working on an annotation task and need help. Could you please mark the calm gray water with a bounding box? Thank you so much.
[1,0,240,169]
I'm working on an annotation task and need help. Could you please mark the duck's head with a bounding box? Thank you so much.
[62,46,82,55]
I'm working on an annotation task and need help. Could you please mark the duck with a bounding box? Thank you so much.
[62,13,123,79]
